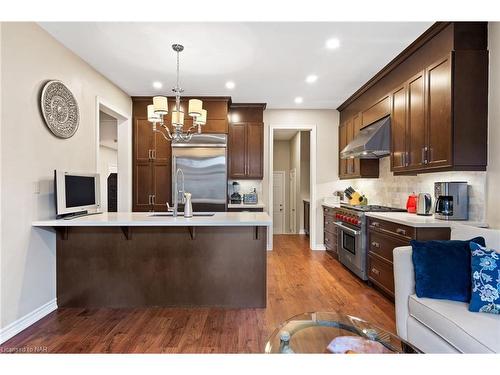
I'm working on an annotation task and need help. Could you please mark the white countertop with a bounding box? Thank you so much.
[227,202,265,209]
[365,211,487,228]
[32,212,272,227]
[322,202,341,209]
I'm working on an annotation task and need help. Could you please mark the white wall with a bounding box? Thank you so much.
[264,109,340,247]
[0,23,132,334]
[487,22,500,229]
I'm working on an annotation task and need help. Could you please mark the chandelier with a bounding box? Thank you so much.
[147,44,207,142]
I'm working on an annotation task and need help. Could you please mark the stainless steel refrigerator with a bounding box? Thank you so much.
[171,134,227,212]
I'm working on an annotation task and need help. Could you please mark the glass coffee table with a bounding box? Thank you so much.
[265,312,420,354]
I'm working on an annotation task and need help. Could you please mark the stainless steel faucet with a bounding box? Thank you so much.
[168,168,185,217]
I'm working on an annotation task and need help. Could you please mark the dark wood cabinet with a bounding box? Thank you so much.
[132,96,230,211]
[303,200,310,236]
[338,23,488,176]
[323,206,338,258]
[228,103,266,180]
[367,217,450,298]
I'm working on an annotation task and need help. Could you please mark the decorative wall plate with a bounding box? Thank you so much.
[40,80,80,138]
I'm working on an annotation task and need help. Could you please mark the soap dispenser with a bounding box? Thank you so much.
[184,192,193,218]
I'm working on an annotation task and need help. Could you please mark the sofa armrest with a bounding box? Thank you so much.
[393,245,415,340]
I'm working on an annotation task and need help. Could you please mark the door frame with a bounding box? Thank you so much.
[95,96,132,212]
[272,171,286,235]
[268,124,317,250]
[289,167,297,233]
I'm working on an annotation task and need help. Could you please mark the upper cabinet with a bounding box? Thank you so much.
[228,103,266,179]
[337,22,488,178]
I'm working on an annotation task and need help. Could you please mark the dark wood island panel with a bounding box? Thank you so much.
[56,226,267,308]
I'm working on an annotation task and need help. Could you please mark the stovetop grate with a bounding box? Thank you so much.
[340,204,406,213]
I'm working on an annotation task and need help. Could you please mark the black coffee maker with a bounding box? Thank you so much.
[230,181,242,204]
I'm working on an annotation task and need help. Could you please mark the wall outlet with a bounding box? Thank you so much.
[33,181,40,194]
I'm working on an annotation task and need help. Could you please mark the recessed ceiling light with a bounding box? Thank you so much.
[325,38,341,50]
[225,81,235,89]
[305,74,318,84]
[152,81,163,89]
[294,97,303,104]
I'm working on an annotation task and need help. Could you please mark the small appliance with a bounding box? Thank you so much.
[416,193,432,216]
[406,193,418,213]
[230,181,242,204]
[434,182,469,220]
[243,188,258,204]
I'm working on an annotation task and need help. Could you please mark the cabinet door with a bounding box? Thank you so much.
[426,56,452,168]
[154,130,171,163]
[391,85,407,171]
[345,119,354,176]
[246,122,264,179]
[228,123,247,178]
[135,119,154,163]
[407,72,426,169]
[339,124,347,177]
[134,162,153,211]
[152,162,171,211]
[352,114,362,176]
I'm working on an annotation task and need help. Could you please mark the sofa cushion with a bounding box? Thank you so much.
[411,237,485,302]
[469,242,500,314]
[409,294,500,353]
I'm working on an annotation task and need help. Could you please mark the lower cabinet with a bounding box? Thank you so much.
[367,217,450,298]
[227,207,264,212]
[323,206,338,258]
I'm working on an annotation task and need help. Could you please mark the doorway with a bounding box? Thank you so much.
[273,171,286,234]
[95,97,132,212]
[270,126,315,248]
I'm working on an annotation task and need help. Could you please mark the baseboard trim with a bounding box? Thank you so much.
[312,244,326,251]
[298,229,306,235]
[0,299,58,344]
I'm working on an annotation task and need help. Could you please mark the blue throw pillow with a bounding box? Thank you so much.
[469,242,500,314]
[411,237,485,302]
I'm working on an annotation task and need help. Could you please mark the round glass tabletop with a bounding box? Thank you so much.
[264,312,421,354]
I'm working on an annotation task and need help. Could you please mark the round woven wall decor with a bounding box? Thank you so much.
[40,80,80,138]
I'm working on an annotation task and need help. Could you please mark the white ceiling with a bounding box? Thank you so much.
[274,130,299,141]
[39,22,432,109]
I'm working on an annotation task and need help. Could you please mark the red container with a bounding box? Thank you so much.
[406,193,418,213]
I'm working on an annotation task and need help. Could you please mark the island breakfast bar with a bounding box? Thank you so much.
[33,212,272,309]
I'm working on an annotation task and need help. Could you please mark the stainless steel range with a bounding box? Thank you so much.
[333,204,406,280]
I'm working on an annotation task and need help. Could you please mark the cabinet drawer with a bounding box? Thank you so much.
[323,206,336,217]
[368,254,395,297]
[324,215,337,234]
[368,230,409,263]
[324,231,338,255]
[368,217,415,240]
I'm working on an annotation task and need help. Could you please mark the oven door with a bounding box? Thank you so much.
[333,222,367,280]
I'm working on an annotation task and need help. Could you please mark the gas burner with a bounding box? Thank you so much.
[340,204,406,213]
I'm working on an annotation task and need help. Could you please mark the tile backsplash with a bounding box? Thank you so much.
[336,158,487,222]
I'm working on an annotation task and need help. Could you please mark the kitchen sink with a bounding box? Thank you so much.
[148,212,216,217]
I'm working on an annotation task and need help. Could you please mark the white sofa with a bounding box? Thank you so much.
[393,225,500,353]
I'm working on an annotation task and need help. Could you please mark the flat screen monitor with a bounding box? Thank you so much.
[54,170,101,217]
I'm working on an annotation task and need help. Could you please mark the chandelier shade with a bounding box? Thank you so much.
[188,99,203,117]
[153,96,168,115]
[171,110,185,126]
[147,104,161,123]
[195,109,207,125]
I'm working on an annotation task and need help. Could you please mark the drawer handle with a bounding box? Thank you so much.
[371,241,380,248]
[371,222,380,228]
[396,228,406,235]
[325,238,329,242]
[371,267,380,276]
[325,221,330,225]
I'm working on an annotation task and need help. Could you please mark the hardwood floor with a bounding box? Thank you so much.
[1,235,395,353]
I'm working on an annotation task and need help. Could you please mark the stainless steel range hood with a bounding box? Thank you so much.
[340,115,391,159]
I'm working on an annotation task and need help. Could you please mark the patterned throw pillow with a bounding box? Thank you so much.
[469,242,500,314]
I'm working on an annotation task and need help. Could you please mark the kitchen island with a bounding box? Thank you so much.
[33,212,272,308]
